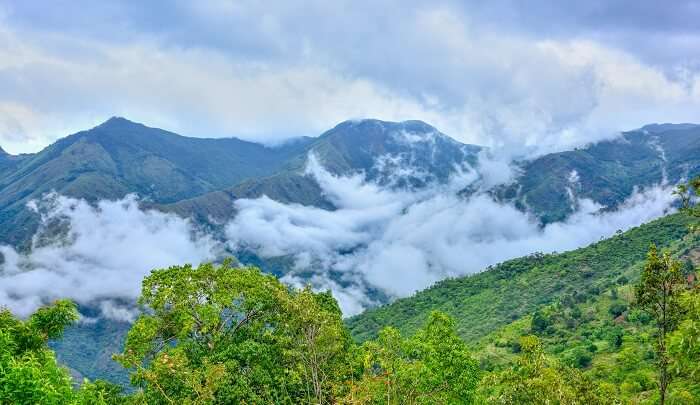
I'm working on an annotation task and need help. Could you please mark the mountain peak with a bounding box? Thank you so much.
[336,118,436,133]
[639,123,699,133]
[95,116,145,130]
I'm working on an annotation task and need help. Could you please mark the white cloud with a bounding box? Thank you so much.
[0,154,678,319]
[1,3,700,155]
[0,194,219,319]
[226,158,676,316]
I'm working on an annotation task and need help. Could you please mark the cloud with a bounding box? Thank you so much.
[226,156,677,316]
[1,2,700,154]
[0,194,219,319]
[0,151,678,319]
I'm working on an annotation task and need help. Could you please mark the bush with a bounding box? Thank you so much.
[565,347,593,369]
[608,303,627,318]
[531,310,551,334]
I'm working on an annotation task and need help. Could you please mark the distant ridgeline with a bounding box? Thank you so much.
[1,118,698,249]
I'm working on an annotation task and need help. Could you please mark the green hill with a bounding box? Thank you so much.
[346,213,698,344]
[0,117,312,247]
[496,124,700,224]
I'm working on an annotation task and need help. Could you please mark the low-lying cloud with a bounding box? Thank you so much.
[0,194,219,318]
[227,156,677,315]
[0,157,678,319]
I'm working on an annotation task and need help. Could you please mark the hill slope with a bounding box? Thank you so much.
[496,124,700,223]
[0,117,312,247]
[160,119,482,222]
[346,213,697,343]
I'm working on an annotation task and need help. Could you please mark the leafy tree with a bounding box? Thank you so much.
[0,300,78,404]
[115,260,350,404]
[0,300,122,404]
[633,245,686,405]
[530,309,551,334]
[668,289,700,395]
[285,288,352,403]
[347,311,480,404]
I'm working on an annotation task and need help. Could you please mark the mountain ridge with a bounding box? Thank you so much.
[2,117,700,248]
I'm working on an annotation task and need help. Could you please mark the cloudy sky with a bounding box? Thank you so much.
[1,1,700,154]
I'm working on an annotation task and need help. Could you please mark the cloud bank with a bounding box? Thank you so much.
[0,156,677,319]
[0,194,219,318]
[1,2,700,154]
[226,156,677,315]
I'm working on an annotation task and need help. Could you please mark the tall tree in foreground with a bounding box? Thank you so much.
[346,311,480,404]
[115,260,349,404]
[634,245,685,405]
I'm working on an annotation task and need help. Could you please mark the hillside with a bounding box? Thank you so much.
[0,117,312,247]
[0,118,483,247]
[346,213,698,343]
[52,211,698,386]
[496,124,700,223]
[160,119,481,222]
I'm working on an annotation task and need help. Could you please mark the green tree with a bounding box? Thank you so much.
[286,288,352,404]
[668,289,700,396]
[633,245,686,405]
[0,300,78,404]
[115,260,350,404]
[0,300,123,404]
[531,309,551,334]
[347,311,480,404]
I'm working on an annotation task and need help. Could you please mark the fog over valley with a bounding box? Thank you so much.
[0,144,678,317]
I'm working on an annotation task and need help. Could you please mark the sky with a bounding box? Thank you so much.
[1,1,700,153]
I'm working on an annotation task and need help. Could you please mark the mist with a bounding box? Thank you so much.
[0,156,677,319]
[0,194,219,319]
[226,155,677,315]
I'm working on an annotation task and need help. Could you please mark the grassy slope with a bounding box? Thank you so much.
[346,213,696,344]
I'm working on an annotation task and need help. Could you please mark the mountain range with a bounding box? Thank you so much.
[1,117,698,249]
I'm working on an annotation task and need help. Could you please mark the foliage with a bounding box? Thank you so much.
[668,289,700,397]
[114,260,354,404]
[348,213,694,342]
[634,245,686,404]
[345,311,480,404]
[0,300,123,404]
[480,335,617,404]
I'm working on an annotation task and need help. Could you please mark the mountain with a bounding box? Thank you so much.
[0,118,482,248]
[2,117,695,385]
[0,117,313,247]
[496,124,700,223]
[2,118,699,250]
[161,119,481,223]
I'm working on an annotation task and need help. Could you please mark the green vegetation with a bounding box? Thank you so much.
[4,169,700,403]
[0,300,124,404]
[634,245,686,404]
[347,213,695,342]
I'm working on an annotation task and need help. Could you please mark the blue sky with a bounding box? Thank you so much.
[1,0,700,153]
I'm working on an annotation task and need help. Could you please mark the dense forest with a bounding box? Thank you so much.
[2,180,700,404]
